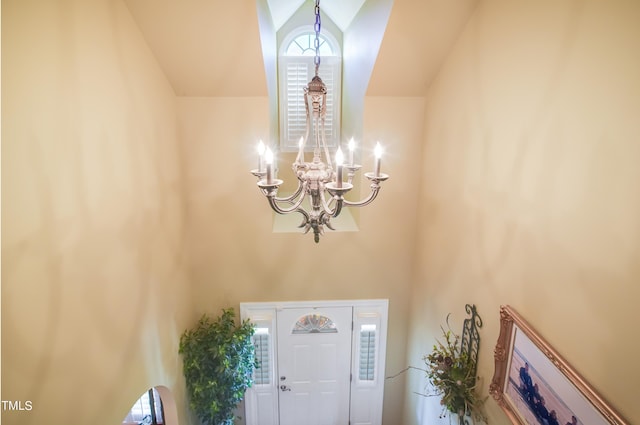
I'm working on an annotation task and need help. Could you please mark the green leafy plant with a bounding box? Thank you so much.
[424,326,486,423]
[179,308,257,425]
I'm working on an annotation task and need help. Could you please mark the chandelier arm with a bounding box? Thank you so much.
[332,198,344,218]
[320,114,333,170]
[313,118,320,154]
[319,189,344,218]
[264,190,307,215]
[271,179,305,203]
[342,184,382,208]
[325,193,336,210]
[303,90,311,156]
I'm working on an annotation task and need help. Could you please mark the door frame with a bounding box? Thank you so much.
[240,299,389,425]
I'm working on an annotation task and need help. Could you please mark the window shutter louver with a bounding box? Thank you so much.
[285,62,308,146]
[358,329,376,381]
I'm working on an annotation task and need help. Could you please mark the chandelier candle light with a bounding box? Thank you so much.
[251,0,389,243]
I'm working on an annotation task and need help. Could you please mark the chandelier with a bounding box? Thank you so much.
[251,0,389,243]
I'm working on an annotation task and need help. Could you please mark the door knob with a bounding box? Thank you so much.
[280,385,291,392]
[280,376,286,381]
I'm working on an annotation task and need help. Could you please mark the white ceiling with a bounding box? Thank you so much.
[123,0,478,97]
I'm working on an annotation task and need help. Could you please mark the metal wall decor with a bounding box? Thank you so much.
[460,303,483,379]
[458,304,483,425]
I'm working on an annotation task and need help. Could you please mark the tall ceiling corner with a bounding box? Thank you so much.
[124,0,268,96]
[367,0,479,96]
[264,0,305,30]
[123,0,479,98]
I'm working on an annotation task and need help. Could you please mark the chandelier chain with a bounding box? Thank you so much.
[314,0,321,75]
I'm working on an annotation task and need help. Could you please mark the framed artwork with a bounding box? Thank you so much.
[489,305,628,425]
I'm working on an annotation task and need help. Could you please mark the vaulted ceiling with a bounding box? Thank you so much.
[123,0,478,97]
[266,0,367,31]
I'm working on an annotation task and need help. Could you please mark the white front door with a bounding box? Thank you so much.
[276,307,353,425]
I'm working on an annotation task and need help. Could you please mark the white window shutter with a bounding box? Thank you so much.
[279,55,341,152]
[284,61,309,147]
[253,332,271,385]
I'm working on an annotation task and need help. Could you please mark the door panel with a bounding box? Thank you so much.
[277,307,353,425]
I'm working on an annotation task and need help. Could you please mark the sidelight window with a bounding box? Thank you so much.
[358,324,377,381]
[253,327,271,385]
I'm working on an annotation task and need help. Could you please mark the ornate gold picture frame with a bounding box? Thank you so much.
[489,305,628,425]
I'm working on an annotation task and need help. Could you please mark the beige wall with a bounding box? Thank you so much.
[1,0,191,424]
[404,0,640,424]
[6,1,638,424]
[178,95,422,424]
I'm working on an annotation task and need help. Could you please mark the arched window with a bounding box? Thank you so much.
[292,314,338,334]
[284,33,335,56]
[122,387,164,425]
[279,27,341,151]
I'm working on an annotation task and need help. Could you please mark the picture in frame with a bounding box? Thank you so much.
[489,305,628,425]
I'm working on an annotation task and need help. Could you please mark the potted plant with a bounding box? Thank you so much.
[179,308,257,425]
[424,326,486,424]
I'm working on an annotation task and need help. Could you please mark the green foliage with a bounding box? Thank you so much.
[179,308,257,425]
[424,327,486,422]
